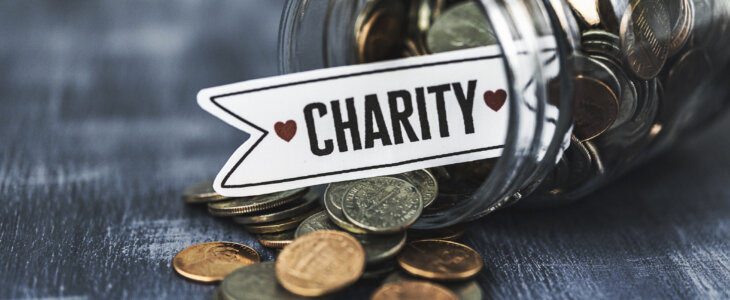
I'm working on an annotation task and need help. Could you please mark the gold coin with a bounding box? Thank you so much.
[397,240,483,280]
[371,281,458,300]
[181,179,227,203]
[276,230,366,296]
[243,209,320,234]
[172,241,260,283]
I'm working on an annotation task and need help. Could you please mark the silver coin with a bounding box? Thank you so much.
[207,188,308,217]
[295,211,407,264]
[323,182,368,234]
[620,0,670,79]
[219,262,314,300]
[389,169,438,208]
[342,177,423,233]
[582,30,622,63]
[426,1,496,54]
[232,190,319,224]
[383,271,483,300]
[667,0,695,55]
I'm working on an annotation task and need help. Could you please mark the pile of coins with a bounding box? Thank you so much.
[355,0,730,203]
[178,169,485,299]
[173,0,730,298]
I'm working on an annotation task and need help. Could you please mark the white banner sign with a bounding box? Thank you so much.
[199,45,516,197]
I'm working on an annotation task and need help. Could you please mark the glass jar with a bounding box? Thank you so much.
[278,0,730,228]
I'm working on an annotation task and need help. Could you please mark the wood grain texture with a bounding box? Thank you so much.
[1,1,729,299]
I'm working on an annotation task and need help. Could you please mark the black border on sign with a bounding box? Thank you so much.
[209,54,508,188]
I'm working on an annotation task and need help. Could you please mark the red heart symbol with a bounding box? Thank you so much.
[484,89,507,112]
[274,120,297,142]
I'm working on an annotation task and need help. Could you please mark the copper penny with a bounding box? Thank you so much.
[572,75,619,141]
[357,6,403,63]
[397,240,483,280]
[371,281,458,300]
[172,241,260,282]
[275,230,366,296]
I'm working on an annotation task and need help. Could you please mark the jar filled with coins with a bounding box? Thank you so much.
[277,0,730,229]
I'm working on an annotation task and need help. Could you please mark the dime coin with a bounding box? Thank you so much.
[357,2,404,63]
[232,190,319,224]
[243,208,320,234]
[620,0,670,79]
[390,169,438,208]
[371,281,458,300]
[220,262,313,300]
[276,231,366,296]
[181,179,227,203]
[572,75,619,141]
[296,211,407,264]
[397,240,483,280]
[342,177,423,233]
[207,188,307,217]
[172,241,260,283]
[426,2,496,53]
[256,230,296,248]
[384,271,483,300]
[324,182,368,234]
[667,0,695,55]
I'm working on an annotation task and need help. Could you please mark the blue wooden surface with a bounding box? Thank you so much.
[1,1,729,299]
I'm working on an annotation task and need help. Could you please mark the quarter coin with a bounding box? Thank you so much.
[342,177,423,233]
[172,241,260,283]
[276,231,365,296]
[397,240,483,280]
